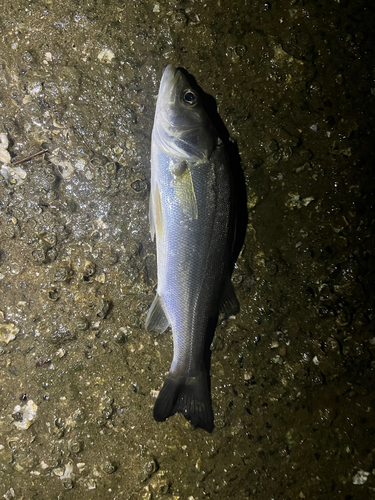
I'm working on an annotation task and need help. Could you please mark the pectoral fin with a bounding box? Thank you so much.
[173,165,198,219]
[149,182,163,241]
[145,294,170,334]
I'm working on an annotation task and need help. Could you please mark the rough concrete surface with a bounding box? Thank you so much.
[0,1,374,499]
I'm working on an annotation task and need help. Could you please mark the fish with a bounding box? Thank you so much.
[146,65,239,432]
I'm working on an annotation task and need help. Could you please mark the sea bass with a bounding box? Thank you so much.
[146,65,239,432]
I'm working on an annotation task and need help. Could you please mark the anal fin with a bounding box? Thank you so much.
[219,277,239,318]
[145,294,170,334]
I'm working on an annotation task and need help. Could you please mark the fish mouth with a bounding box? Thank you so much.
[161,64,180,78]
[159,65,192,99]
[159,65,180,99]
[155,66,185,133]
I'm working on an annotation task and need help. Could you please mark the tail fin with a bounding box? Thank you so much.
[153,371,214,432]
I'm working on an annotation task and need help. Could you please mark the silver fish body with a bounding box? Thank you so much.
[146,65,239,432]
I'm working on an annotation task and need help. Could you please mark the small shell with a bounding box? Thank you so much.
[96,299,112,319]
[139,458,159,482]
[48,288,60,301]
[101,460,117,474]
[62,477,75,489]
[12,166,27,179]
[0,323,19,343]
[98,49,115,63]
[68,439,83,454]
[54,264,74,282]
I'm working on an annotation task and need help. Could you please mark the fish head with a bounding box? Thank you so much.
[152,65,217,163]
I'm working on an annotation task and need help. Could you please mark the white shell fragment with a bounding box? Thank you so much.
[0,133,11,165]
[29,83,42,97]
[53,463,75,486]
[285,193,315,210]
[0,323,19,343]
[87,479,96,489]
[13,400,38,429]
[0,149,11,165]
[98,49,115,63]
[352,469,369,485]
[3,488,15,500]
[1,165,27,183]
[48,152,75,178]
[0,133,27,184]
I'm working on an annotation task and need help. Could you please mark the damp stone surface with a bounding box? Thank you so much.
[0,1,374,499]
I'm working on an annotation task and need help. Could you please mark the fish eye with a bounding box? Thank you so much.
[182,89,198,107]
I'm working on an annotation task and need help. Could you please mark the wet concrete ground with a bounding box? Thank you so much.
[0,0,374,499]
